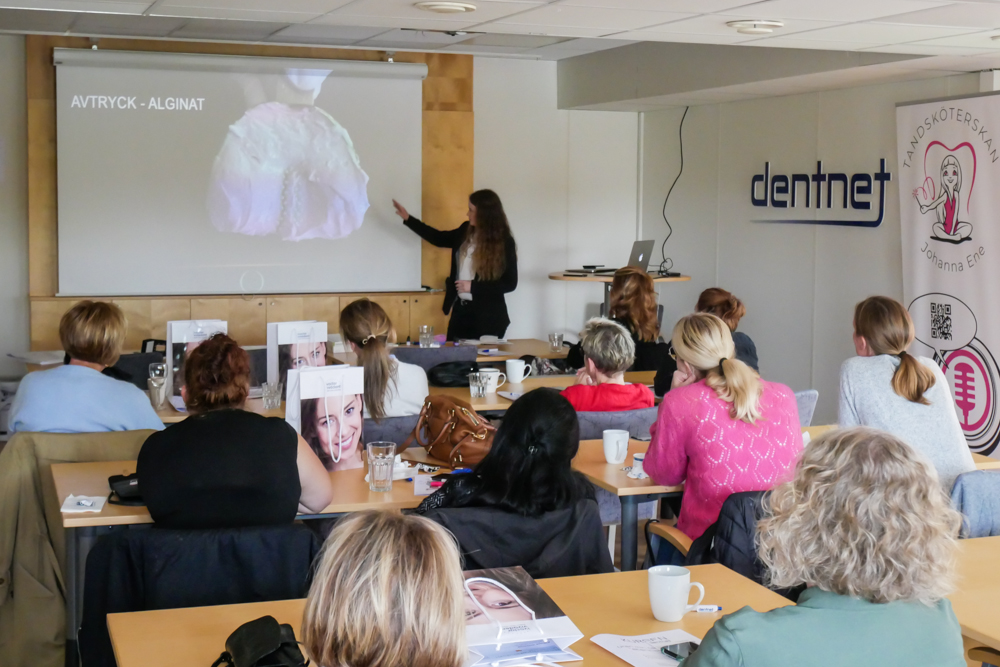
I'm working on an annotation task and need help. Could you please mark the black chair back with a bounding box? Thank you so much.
[111,352,166,390]
[392,345,478,373]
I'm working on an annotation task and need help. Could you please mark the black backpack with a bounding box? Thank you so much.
[427,361,481,387]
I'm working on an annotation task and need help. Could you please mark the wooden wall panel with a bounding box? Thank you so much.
[190,298,267,346]
[112,298,191,349]
[25,36,473,347]
[407,293,448,341]
[264,296,342,333]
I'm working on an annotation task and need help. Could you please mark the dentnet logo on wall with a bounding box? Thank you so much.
[897,96,1000,455]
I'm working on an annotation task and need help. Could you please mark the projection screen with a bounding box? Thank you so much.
[55,49,425,296]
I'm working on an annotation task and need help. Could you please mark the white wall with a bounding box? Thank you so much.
[641,74,980,423]
[474,57,638,341]
[0,35,28,379]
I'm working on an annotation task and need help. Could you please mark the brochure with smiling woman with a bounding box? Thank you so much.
[285,364,365,472]
[266,320,329,398]
[463,566,583,667]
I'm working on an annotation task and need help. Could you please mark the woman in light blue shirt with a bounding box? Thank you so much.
[686,427,966,667]
[9,301,163,434]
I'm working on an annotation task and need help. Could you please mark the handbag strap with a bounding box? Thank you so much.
[211,652,234,667]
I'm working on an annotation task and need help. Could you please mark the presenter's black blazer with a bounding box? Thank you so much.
[404,216,518,334]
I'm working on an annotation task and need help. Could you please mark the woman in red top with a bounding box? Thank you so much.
[561,318,655,412]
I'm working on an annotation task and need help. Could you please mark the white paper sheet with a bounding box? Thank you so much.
[61,494,108,513]
[591,630,701,667]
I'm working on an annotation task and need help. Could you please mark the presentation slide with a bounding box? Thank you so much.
[55,51,424,296]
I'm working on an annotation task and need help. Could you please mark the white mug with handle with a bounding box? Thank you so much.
[602,429,629,464]
[505,359,532,383]
[480,368,506,393]
[648,565,706,623]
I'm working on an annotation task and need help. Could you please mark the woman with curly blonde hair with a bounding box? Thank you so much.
[685,427,965,667]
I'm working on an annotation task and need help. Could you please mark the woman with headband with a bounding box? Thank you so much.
[645,313,801,561]
[839,296,974,489]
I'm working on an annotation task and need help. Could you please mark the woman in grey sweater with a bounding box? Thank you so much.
[839,296,974,490]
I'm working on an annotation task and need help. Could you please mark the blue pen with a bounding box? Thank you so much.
[453,468,473,474]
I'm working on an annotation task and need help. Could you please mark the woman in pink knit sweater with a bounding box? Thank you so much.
[647,313,802,544]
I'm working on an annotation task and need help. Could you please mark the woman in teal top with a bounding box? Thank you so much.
[686,427,966,667]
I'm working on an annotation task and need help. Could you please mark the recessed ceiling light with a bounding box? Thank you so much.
[414,1,476,13]
[726,20,784,35]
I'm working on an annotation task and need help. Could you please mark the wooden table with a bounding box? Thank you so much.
[52,459,427,642]
[549,271,690,314]
[950,536,1000,653]
[973,453,1000,470]
[106,565,790,667]
[335,337,569,365]
[155,397,283,424]
[573,439,682,571]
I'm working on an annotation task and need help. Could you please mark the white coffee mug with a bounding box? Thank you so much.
[602,429,629,464]
[480,368,506,393]
[648,565,706,623]
[505,359,532,383]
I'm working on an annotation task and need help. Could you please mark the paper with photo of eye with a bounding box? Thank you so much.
[462,567,583,667]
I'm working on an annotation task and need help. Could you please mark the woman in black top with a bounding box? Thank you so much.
[393,189,518,340]
[653,287,760,396]
[566,266,670,372]
[137,334,333,529]
[415,388,594,515]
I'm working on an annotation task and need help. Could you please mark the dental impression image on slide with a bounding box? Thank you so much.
[207,68,370,241]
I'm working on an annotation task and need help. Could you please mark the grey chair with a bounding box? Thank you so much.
[392,345,479,373]
[576,407,661,558]
[951,470,1000,538]
[363,414,421,447]
[794,390,819,427]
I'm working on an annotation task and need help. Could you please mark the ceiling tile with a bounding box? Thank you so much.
[266,22,387,43]
[608,29,753,44]
[476,4,693,30]
[743,35,885,49]
[714,0,952,23]
[462,32,566,46]
[909,28,1000,48]
[792,21,980,43]
[168,17,289,39]
[471,21,608,36]
[70,12,187,35]
[317,0,543,30]
[862,42,995,55]
[0,0,150,14]
[558,0,760,11]
[0,7,77,30]
[168,0,351,12]
[875,2,1000,28]
[153,5,320,22]
[627,13,846,38]
[358,27,472,45]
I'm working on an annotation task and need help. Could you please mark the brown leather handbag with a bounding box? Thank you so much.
[404,395,496,468]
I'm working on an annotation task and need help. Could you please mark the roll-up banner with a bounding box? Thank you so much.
[897,93,1000,457]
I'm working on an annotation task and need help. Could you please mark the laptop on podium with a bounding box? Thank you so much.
[567,240,655,275]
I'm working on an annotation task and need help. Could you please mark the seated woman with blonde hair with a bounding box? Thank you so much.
[646,313,800,546]
[686,427,966,667]
[302,510,467,667]
[138,333,333,528]
[9,300,164,434]
[840,295,973,489]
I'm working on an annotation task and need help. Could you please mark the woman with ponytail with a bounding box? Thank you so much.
[339,299,428,420]
[839,296,974,489]
[646,313,802,546]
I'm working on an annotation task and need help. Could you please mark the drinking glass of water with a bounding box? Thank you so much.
[149,362,166,379]
[419,324,434,348]
[468,372,488,399]
[548,332,564,352]
[367,442,396,493]
[261,382,283,410]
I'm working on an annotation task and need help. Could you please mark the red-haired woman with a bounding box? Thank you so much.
[567,266,670,373]
[138,333,333,528]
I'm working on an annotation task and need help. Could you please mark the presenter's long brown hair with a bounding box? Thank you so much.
[466,189,513,281]
[853,296,935,405]
[340,299,397,421]
[608,267,659,342]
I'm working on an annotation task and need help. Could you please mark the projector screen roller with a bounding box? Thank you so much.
[55,50,425,296]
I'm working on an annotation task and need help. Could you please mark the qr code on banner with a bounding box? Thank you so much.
[931,302,952,341]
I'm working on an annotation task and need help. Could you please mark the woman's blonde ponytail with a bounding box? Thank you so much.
[854,297,935,405]
[672,313,764,424]
[340,299,398,421]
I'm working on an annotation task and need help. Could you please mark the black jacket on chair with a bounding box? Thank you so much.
[403,217,517,334]
[422,498,613,579]
[79,524,321,667]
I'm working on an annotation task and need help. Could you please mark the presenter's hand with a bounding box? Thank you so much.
[671,360,698,390]
[455,280,472,293]
[392,199,409,221]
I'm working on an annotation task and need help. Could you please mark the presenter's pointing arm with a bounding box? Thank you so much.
[402,214,468,249]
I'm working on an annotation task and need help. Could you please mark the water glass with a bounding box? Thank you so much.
[261,382,283,410]
[469,372,487,399]
[548,332,564,352]
[419,324,434,348]
[149,362,166,379]
[147,377,167,410]
[367,442,396,492]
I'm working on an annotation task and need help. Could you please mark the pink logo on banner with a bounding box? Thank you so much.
[913,142,976,244]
